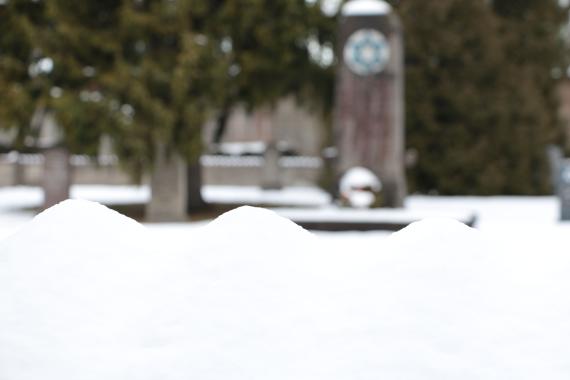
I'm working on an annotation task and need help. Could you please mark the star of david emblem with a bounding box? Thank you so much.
[343,29,390,76]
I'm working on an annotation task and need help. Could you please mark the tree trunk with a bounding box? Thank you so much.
[42,146,71,210]
[187,159,206,212]
[213,108,229,145]
[146,144,188,222]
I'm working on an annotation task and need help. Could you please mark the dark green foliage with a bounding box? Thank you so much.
[105,0,228,176]
[0,0,123,154]
[103,0,335,176]
[4,0,563,196]
[395,0,567,195]
[0,0,335,181]
[203,0,336,111]
[0,0,46,148]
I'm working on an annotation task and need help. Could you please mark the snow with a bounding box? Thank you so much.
[275,206,474,224]
[339,166,382,208]
[2,186,570,378]
[339,166,381,193]
[203,185,331,206]
[214,141,267,155]
[0,185,148,212]
[341,0,392,17]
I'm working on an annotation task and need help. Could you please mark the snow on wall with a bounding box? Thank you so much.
[341,0,392,17]
[1,200,570,379]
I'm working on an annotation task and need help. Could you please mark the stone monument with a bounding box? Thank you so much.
[548,145,570,221]
[558,160,570,221]
[146,143,188,222]
[334,0,406,207]
[36,110,71,209]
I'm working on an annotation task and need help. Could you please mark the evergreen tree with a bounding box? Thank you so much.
[41,0,123,155]
[108,0,335,214]
[0,0,124,206]
[1,0,123,153]
[202,0,335,113]
[0,0,48,150]
[396,0,567,195]
[491,0,567,193]
[105,0,230,214]
[2,0,335,215]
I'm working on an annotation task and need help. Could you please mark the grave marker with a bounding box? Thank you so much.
[334,0,406,207]
[559,159,570,221]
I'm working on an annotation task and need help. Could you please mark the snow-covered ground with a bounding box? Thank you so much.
[1,185,570,379]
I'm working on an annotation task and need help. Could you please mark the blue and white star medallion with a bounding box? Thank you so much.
[343,29,390,76]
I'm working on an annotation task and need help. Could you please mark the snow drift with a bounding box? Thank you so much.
[1,200,570,380]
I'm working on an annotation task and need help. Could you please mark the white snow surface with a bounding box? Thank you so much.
[276,205,474,224]
[202,185,331,206]
[342,0,392,16]
[339,166,381,193]
[2,197,570,379]
[339,166,382,208]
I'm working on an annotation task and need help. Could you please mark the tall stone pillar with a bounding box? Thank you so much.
[334,0,406,207]
[558,160,570,221]
[146,143,188,222]
[42,146,71,209]
[260,107,282,190]
[261,142,282,190]
[37,111,71,210]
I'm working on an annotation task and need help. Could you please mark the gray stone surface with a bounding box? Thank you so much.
[42,147,71,209]
[261,143,282,189]
[559,159,570,221]
[334,1,406,207]
[146,145,188,222]
[0,154,322,188]
[547,145,563,193]
[203,96,325,157]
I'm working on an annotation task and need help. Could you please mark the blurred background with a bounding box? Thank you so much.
[1,0,569,222]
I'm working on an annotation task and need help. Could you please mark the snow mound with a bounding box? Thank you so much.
[2,203,570,379]
[4,199,144,248]
[204,205,313,244]
[366,217,569,379]
[207,205,306,230]
[385,218,494,282]
[36,198,133,223]
[0,200,178,380]
[391,217,476,244]
[193,205,318,297]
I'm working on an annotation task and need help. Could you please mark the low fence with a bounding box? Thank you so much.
[0,153,323,187]
[201,155,322,186]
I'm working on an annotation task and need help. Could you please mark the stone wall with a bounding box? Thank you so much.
[0,154,322,188]
[202,156,322,186]
[202,96,325,156]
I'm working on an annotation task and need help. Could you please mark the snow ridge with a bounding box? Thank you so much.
[1,201,570,379]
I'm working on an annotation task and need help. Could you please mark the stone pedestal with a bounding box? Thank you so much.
[558,159,570,221]
[261,142,282,190]
[546,145,570,221]
[42,146,71,209]
[13,159,24,186]
[547,145,563,193]
[146,144,188,222]
[334,0,406,207]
